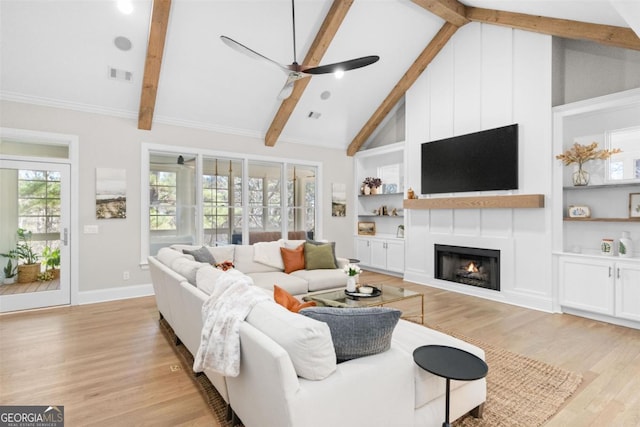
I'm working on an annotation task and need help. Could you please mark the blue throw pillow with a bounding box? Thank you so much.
[299,307,401,362]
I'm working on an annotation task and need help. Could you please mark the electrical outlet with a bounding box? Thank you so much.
[123,271,130,280]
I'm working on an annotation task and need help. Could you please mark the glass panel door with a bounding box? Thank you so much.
[0,160,71,312]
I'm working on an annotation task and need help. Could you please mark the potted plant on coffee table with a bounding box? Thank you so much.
[1,228,40,283]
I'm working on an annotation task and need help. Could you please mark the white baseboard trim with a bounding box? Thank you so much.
[77,283,154,305]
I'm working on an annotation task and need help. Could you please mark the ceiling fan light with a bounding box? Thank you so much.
[334,69,344,79]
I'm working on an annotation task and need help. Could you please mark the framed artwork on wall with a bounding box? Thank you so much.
[630,193,640,218]
[358,221,376,236]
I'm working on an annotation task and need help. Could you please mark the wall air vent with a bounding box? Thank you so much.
[308,111,321,119]
[108,67,133,82]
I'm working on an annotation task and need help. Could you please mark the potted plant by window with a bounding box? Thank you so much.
[3,258,17,285]
[1,229,40,283]
[41,246,61,280]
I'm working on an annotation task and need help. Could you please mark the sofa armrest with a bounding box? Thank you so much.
[336,257,349,269]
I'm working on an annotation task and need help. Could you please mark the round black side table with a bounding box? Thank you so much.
[413,345,488,427]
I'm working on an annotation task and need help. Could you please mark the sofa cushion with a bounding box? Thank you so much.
[290,268,348,292]
[195,264,224,295]
[274,285,316,313]
[304,242,336,270]
[157,247,192,267]
[170,257,204,286]
[246,301,336,380]
[253,240,285,270]
[234,245,282,274]
[246,272,309,295]
[208,245,235,264]
[300,307,401,363]
[280,244,305,274]
[183,246,216,264]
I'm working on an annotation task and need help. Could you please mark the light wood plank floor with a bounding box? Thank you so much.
[2,271,640,426]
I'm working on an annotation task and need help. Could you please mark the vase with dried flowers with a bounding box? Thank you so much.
[363,177,382,195]
[556,142,621,186]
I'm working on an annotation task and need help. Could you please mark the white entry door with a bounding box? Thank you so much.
[0,160,71,312]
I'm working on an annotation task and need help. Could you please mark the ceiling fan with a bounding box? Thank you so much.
[220,0,379,100]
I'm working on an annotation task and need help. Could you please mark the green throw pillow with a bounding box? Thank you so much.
[304,242,337,270]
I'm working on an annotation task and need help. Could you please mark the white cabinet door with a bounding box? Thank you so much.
[370,240,387,268]
[355,238,372,266]
[559,256,614,315]
[385,240,405,273]
[615,262,640,322]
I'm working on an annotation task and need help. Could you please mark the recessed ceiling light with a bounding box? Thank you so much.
[334,69,344,79]
[117,0,133,15]
[114,36,132,51]
[320,91,331,100]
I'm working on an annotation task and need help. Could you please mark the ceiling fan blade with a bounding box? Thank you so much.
[220,36,290,73]
[277,72,308,100]
[302,55,380,75]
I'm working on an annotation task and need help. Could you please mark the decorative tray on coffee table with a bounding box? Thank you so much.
[345,286,381,299]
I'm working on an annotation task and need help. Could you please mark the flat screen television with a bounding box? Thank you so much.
[421,124,518,194]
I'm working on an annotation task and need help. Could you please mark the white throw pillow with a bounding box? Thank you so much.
[253,240,285,270]
[208,245,236,265]
[246,301,337,380]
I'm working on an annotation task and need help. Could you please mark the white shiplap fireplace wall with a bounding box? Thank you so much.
[403,23,555,312]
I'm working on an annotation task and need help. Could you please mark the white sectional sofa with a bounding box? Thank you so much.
[148,242,487,427]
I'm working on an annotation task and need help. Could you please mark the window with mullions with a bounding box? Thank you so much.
[17,170,61,253]
[149,170,177,230]
[202,157,243,245]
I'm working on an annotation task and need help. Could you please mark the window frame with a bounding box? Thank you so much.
[140,143,322,264]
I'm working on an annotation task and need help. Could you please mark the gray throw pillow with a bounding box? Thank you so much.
[183,246,216,264]
[306,238,338,267]
[299,307,401,362]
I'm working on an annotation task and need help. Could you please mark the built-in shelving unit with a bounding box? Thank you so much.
[552,88,640,329]
[354,142,405,276]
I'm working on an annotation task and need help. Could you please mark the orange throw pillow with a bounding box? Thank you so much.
[280,244,305,274]
[274,285,316,313]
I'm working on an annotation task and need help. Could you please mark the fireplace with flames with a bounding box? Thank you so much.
[434,244,500,291]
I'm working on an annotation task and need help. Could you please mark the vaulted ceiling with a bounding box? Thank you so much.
[1,0,639,155]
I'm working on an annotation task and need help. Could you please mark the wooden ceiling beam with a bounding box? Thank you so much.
[466,7,640,51]
[265,0,354,147]
[346,22,459,156]
[411,0,468,27]
[138,0,172,130]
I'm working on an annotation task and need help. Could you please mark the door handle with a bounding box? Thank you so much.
[617,268,620,279]
[608,266,612,278]
[63,228,68,246]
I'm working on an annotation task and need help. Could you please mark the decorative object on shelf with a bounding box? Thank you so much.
[357,221,376,236]
[601,238,614,256]
[391,208,398,216]
[556,142,622,187]
[343,263,361,292]
[568,205,591,218]
[383,183,398,194]
[381,205,388,216]
[396,224,404,238]
[630,193,640,218]
[364,185,371,195]
[407,187,416,199]
[363,177,382,194]
[619,231,633,258]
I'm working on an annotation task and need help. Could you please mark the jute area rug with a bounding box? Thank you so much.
[160,319,581,427]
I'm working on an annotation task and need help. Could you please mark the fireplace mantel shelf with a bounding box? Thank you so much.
[403,194,545,210]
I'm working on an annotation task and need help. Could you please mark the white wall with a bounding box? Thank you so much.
[404,23,554,311]
[0,100,354,298]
